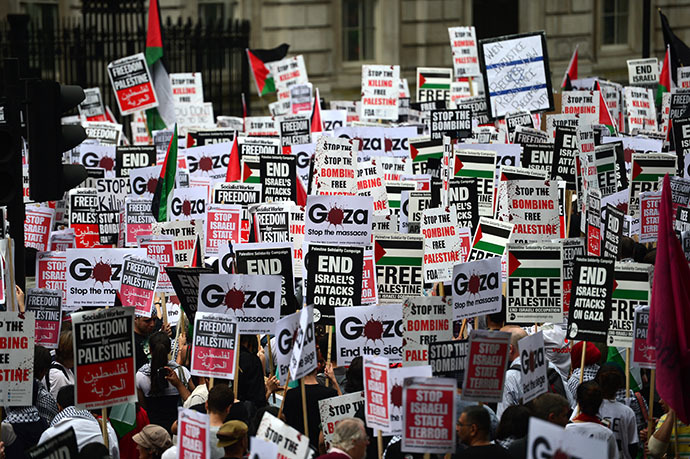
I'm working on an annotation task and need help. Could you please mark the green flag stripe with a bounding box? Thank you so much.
[377,256,422,266]
[473,240,504,255]
[510,268,561,278]
[633,173,666,182]
[597,162,615,173]
[421,83,450,89]
[612,289,648,300]
[456,169,494,179]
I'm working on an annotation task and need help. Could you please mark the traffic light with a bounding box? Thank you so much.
[26,80,88,203]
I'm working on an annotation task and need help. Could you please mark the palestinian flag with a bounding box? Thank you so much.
[508,247,561,278]
[246,44,290,97]
[410,137,443,162]
[595,145,616,175]
[385,180,416,209]
[630,154,677,182]
[151,124,178,222]
[417,68,452,92]
[374,234,423,266]
[561,46,578,89]
[470,217,514,257]
[595,81,617,135]
[657,46,672,107]
[454,150,496,179]
[609,264,651,349]
[311,87,323,133]
[145,0,176,133]
[606,347,642,392]
[241,155,261,184]
[225,133,241,182]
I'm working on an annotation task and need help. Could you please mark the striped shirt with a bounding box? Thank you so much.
[655,414,690,458]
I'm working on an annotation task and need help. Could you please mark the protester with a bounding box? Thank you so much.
[455,405,511,458]
[131,425,172,459]
[495,405,529,450]
[566,341,601,402]
[215,420,248,459]
[136,331,194,433]
[507,393,571,459]
[497,326,527,417]
[38,385,119,458]
[316,418,368,459]
[236,335,268,415]
[596,365,638,459]
[183,376,210,409]
[317,335,347,389]
[648,401,690,458]
[565,381,618,459]
[46,330,75,399]
[343,357,363,394]
[77,442,111,459]
[33,345,59,425]
[134,315,157,371]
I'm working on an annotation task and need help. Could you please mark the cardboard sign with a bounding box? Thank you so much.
[430,109,471,141]
[452,257,502,320]
[123,198,154,247]
[624,87,657,133]
[79,87,106,121]
[255,412,312,459]
[602,204,624,259]
[119,255,159,317]
[448,177,479,231]
[69,188,101,248]
[197,273,280,334]
[311,136,358,195]
[461,329,511,403]
[453,149,496,216]
[65,248,145,308]
[0,311,34,406]
[204,204,241,256]
[177,408,210,459]
[363,355,390,431]
[640,190,662,243]
[115,145,155,177]
[25,206,54,252]
[552,126,578,187]
[36,251,68,307]
[25,288,62,349]
[402,297,452,366]
[567,256,615,343]
[506,243,562,323]
[448,26,480,77]
[191,312,237,379]
[561,90,599,127]
[374,233,424,303]
[417,67,452,103]
[304,195,373,246]
[628,153,676,217]
[170,72,204,105]
[72,307,136,409]
[319,392,365,446]
[288,305,317,380]
[627,58,658,85]
[633,306,655,369]
[478,32,553,119]
[306,244,363,324]
[26,427,78,459]
[497,180,560,243]
[356,160,389,214]
[279,116,310,147]
[526,417,608,459]
[170,187,207,222]
[137,236,174,293]
[402,377,456,454]
[467,217,514,261]
[429,340,469,385]
[361,65,400,121]
[609,262,652,348]
[107,53,158,115]
[335,303,402,365]
[420,206,462,283]
[516,331,548,403]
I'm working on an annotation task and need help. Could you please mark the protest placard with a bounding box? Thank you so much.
[169,187,207,222]
[65,247,145,308]
[402,297,452,366]
[515,331,548,403]
[417,67,452,103]
[335,303,402,365]
[69,188,101,248]
[165,267,213,323]
[25,288,62,349]
[430,109,471,141]
[305,243,363,324]
[128,164,160,199]
[191,312,237,379]
[496,180,560,243]
[252,203,290,243]
[402,377,456,454]
[0,311,34,406]
[204,204,241,256]
[255,412,313,459]
[405,191,431,234]
[624,86,657,133]
[177,408,210,459]
[448,26,480,77]
[123,198,154,247]
[356,160,388,214]
[36,252,68,307]
[136,236,174,293]
[197,273,280,334]
[48,229,76,252]
[304,195,372,246]
[320,109,346,132]
[260,154,297,203]
[609,262,652,348]
[420,206,462,283]
[585,188,602,256]
[448,177,479,231]
[453,149,496,216]
[632,306,655,369]
[170,72,203,105]
[318,392,365,445]
[288,305,317,380]
[82,122,122,146]
[478,32,553,119]
[185,142,232,181]
[640,190,661,243]
[561,90,599,126]
[602,204,624,259]
[451,257,502,320]
[429,340,469,386]
[279,116,310,147]
[467,217,514,261]
[526,417,608,459]
[566,256,615,343]
[79,87,106,121]
[72,307,135,409]
[311,136,358,195]
[363,355,390,431]
[461,329,511,403]
[628,153,676,217]
[506,243,562,323]
[552,126,578,187]
[107,53,158,115]
[374,233,424,303]
[26,428,78,459]
[627,57,658,85]
[361,249,378,305]
[361,65,400,121]
[25,206,54,252]
[119,255,159,317]
[115,145,156,178]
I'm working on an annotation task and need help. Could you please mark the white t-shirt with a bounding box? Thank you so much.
[135,362,192,397]
[599,399,639,459]
[48,363,75,400]
[565,421,619,459]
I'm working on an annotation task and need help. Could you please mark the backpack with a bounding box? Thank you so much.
[509,363,569,400]
[44,362,69,392]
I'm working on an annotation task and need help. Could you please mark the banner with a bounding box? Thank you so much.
[402,297,452,366]
[609,262,652,348]
[506,242,562,323]
[25,288,62,349]
[318,392,365,446]
[107,53,158,115]
[197,273,281,334]
[374,233,424,303]
[402,377,456,454]
[632,306,655,369]
[191,312,237,379]
[255,412,312,459]
[119,255,159,317]
[461,329,511,403]
[36,252,68,307]
[516,331,548,403]
[72,307,136,409]
[452,257,502,320]
[335,303,402,365]
[304,195,373,246]
[177,408,210,459]
[0,311,34,406]
[566,256,615,343]
[363,355,390,431]
[429,340,469,385]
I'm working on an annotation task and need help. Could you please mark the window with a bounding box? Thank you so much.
[342,0,375,61]
[199,3,226,25]
[602,0,629,45]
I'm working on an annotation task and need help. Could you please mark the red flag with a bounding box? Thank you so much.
[190,234,203,267]
[311,87,323,133]
[225,133,241,182]
[648,174,690,424]
[561,46,578,89]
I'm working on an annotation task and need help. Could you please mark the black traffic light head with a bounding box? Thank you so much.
[26,80,88,202]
